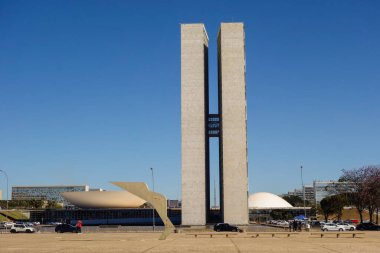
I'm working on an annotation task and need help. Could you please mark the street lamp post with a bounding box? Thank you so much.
[150,167,155,231]
[0,169,9,210]
[300,166,306,218]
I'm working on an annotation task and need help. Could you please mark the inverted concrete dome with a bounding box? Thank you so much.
[61,191,146,209]
[248,192,293,209]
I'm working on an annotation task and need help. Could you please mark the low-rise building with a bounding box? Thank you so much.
[12,185,89,206]
[167,199,181,209]
[248,192,312,222]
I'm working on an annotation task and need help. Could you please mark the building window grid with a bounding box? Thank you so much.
[12,186,88,206]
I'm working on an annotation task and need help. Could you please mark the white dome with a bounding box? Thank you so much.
[248,192,293,209]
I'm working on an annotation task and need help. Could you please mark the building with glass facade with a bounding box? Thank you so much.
[284,180,354,206]
[313,181,353,205]
[12,185,89,206]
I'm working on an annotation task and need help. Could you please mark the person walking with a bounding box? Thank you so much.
[306,222,311,232]
[76,220,83,234]
[289,221,292,232]
[293,220,297,232]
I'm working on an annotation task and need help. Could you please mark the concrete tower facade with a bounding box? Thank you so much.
[218,23,248,225]
[181,23,248,226]
[180,24,209,226]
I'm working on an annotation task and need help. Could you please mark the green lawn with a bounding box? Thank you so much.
[0,210,28,221]
[0,213,10,222]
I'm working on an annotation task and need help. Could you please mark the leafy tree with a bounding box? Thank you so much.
[366,169,380,223]
[320,196,336,222]
[319,195,347,222]
[332,194,347,221]
[282,195,311,207]
[340,166,380,223]
[2,199,64,209]
[29,199,44,209]
[46,200,62,209]
[309,206,317,217]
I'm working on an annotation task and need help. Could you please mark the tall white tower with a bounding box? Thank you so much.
[181,23,248,225]
[181,24,209,226]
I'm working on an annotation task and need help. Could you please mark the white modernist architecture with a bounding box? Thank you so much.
[61,191,146,209]
[181,24,209,226]
[181,23,248,225]
[248,192,293,209]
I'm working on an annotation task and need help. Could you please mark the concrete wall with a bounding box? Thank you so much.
[218,23,248,225]
[181,24,209,225]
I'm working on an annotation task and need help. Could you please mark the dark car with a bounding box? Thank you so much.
[213,223,240,232]
[356,223,380,231]
[55,224,78,233]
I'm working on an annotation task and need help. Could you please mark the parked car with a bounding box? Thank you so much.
[343,219,353,224]
[0,222,15,229]
[55,224,78,233]
[10,224,36,233]
[321,223,346,232]
[356,223,380,231]
[337,223,356,231]
[350,219,359,224]
[277,221,289,226]
[49,222,62,226]
[213,223,240,232]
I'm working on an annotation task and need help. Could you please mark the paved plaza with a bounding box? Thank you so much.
[2,231,380,253]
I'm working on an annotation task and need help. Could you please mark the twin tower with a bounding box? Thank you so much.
[181,23,248,225]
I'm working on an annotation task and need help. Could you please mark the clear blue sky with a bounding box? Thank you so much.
[1,0,379,201]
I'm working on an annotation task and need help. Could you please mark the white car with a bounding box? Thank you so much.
[277,221,289,226]
[0,222,15,229]
[321,223,346,232]
[337,223,355,231]
[10,224,36,233]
